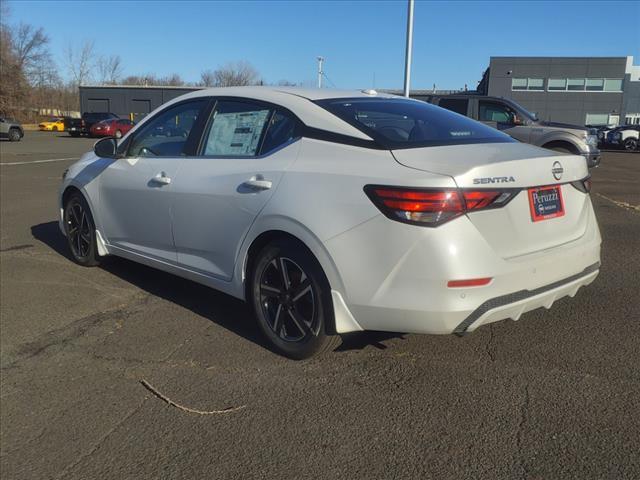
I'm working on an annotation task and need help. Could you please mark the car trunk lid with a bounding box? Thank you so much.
[392,143,591,258]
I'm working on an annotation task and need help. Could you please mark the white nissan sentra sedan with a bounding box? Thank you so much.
[59,87,601,358]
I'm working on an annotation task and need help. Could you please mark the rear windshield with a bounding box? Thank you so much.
[316,97,514,149]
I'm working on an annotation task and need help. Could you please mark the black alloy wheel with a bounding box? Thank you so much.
[64,193,100,266]
[259,256,320,342]
[251,240,340,359]
[624,137,638,151]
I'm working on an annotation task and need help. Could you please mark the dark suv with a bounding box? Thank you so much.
[65,112,119,137]
[419,94,601,168]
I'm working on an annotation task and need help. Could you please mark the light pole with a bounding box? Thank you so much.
[403,0,414,97]
[317,56,325,88]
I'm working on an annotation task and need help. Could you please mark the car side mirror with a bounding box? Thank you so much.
[94,137,118,158]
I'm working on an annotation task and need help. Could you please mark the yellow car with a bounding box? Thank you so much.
[38,117,65,132]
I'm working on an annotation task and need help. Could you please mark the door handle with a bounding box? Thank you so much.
[241,175,272,191]
[151,172,171,185]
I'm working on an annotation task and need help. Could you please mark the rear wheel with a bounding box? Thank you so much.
[250,240,340,359]
[52,126,58,132]
[8,128,21,142]
[63,193,100,267]
[550,146,571,154]
[623,137,638,151]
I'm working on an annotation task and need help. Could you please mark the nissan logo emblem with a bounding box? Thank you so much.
[552,161,563,181]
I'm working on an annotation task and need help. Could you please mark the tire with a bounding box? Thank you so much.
[63,193,100,267]
[52,126,58,132]
[115,130,122,139]
[550,146,572,154]
[8,128,21,142]
[250,239,341,359]
[623,137,638,151]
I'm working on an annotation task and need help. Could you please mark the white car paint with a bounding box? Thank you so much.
[59,86,601,337]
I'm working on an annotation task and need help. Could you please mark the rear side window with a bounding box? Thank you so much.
[437,98,469,116]
[202,101,271,156]
[316,98,513,149]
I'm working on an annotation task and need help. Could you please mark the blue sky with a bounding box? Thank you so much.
[6,0,640,89]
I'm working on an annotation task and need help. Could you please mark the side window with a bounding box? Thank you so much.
[259,110,299,154]
[203,101,271,156]
[128,99,206,157]
[478,102,512,124]
[437,98,469,116]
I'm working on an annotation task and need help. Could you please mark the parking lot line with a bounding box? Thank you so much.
[0,157,78,166]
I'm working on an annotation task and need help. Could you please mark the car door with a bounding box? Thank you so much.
[172,100,301,280]
[477,99,530,143]
[97,98,209,263]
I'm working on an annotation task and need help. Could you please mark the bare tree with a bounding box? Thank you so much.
[10,22,56,87]
[200,69,215,87]
[212,61,259,87]
[97,54,123,85]
[65,40,95,87]
[277,80,297,87]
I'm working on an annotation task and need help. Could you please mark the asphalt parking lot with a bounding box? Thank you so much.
[1,131,639,479]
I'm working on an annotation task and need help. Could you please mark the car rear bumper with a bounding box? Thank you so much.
[326,196,601,335]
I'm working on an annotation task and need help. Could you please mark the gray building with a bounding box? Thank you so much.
[79,85,203,122]
[485,56,640,126]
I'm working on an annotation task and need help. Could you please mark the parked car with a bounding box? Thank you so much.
[595,125,617,147]
[90,118,135,138]
[421,94,601,168]
[38,117,66,132]
[607,125,639,151]
[59,87,601,359]
[0,117,24,141]
[65,112,119,137]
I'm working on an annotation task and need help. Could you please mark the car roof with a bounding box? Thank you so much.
[142,86,410,140]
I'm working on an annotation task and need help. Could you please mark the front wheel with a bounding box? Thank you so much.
[250,240,340,359]
[623,137,638,151]
[63,193,100,267]
[8,128,21,142]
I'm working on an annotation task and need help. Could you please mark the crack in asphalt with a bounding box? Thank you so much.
[0,244,34,252]
[595,193,640,213]
[485,324,496,362]
[1,294,151,371]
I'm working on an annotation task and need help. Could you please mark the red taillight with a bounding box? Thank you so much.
[447,277,493,288]
[364,185,517,227]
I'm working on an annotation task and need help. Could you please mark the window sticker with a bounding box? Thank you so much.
[206,110,270,156]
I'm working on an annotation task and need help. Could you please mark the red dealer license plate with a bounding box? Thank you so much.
[528,185,565,222]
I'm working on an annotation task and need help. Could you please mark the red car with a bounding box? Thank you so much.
[90,118,135,138]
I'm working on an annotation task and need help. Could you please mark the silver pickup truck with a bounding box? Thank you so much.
[420,94,601,168]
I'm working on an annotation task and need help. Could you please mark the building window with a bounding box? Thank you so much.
[604,79,623,91]
[548,78,567,91]
[586,79,604,91]
[548,78,624,92]
[511,78,544,91]
[567,78,585,91]
[527,78,544,91]
[511,78,527,90]
[585,113,610,126]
